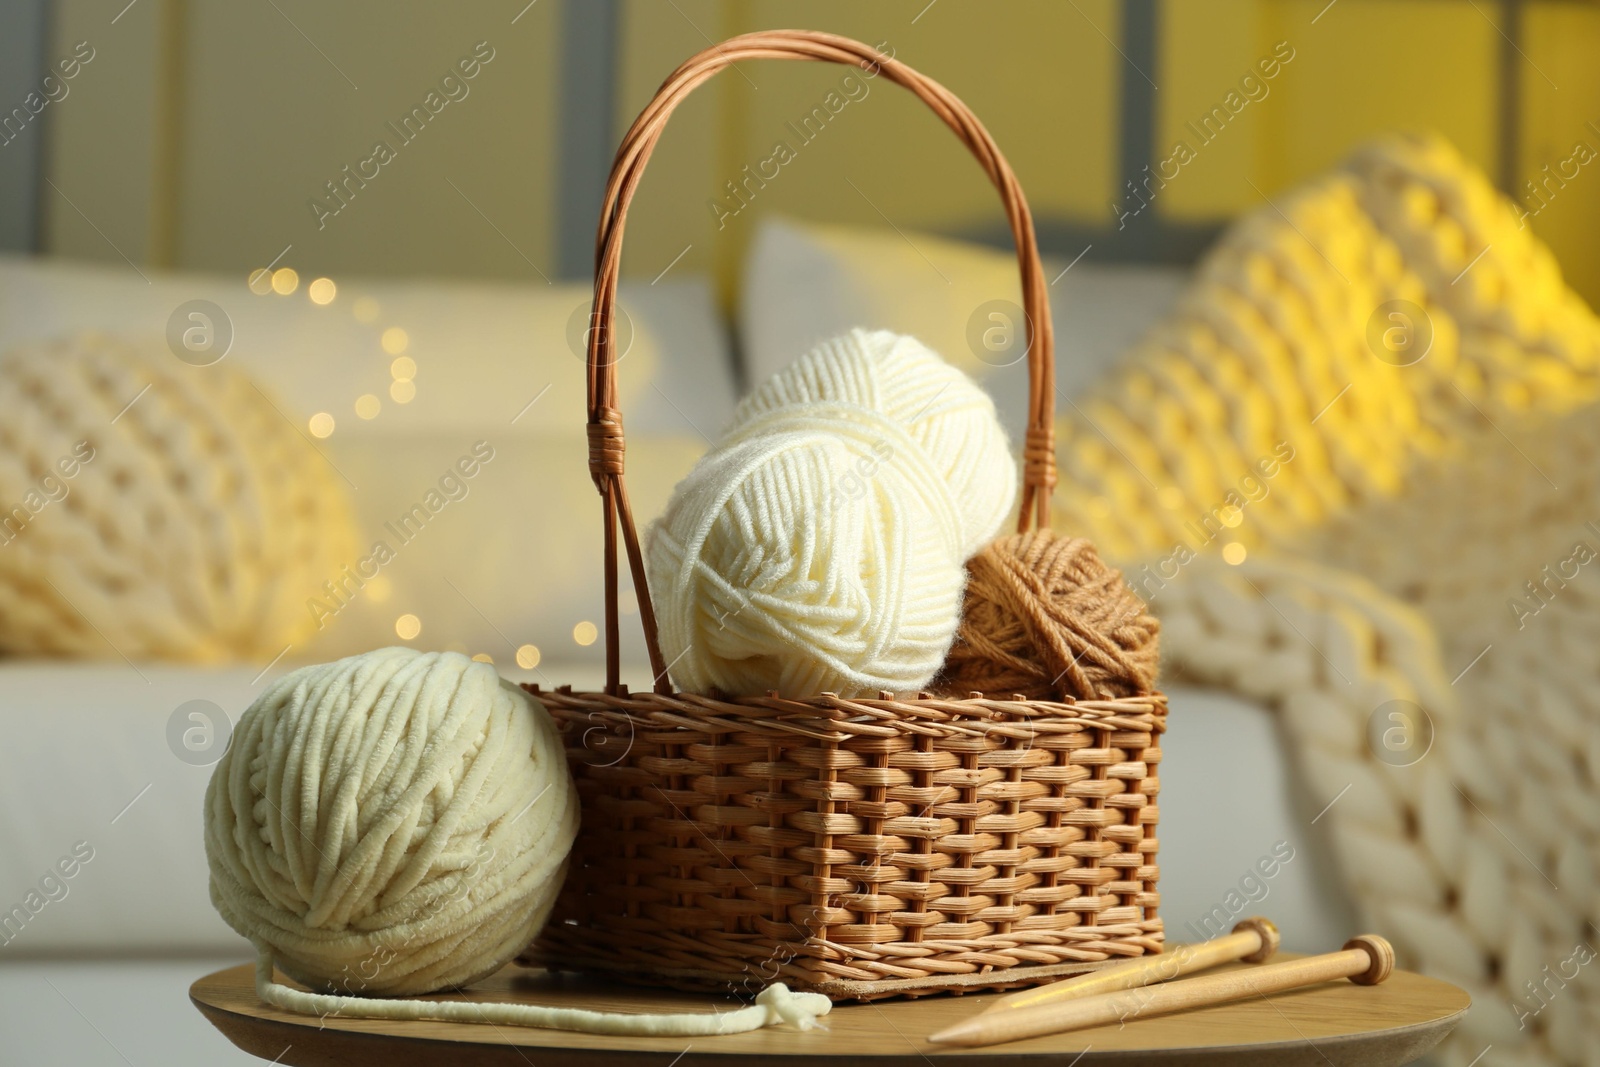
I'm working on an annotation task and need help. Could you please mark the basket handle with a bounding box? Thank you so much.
[587,29,1056,695]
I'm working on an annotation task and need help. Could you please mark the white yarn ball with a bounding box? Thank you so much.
[648,403,966,697]
[732,328,1016,555]
[205,647,578,996]
[0,333,355,660]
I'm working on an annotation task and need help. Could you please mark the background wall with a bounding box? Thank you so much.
[9,0,1600,306]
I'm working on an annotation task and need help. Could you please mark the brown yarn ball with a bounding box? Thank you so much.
[939,530,1160,701]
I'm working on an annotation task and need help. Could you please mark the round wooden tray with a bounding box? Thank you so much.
[193,955,1469,1066]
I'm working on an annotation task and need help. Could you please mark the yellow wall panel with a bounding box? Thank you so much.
[168,1,562,281]
[49,0,563,282]
[696,0,1119,292]
[1261,0,1497,197]
[611,0,726,284]
[1519,1,1600,307]
[1156,0,1285,220]
[721,0,1118,223]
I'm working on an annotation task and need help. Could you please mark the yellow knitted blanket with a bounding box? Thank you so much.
[1055,133,1600,1067]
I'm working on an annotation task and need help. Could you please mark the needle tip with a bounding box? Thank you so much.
[925,1021,977,1045]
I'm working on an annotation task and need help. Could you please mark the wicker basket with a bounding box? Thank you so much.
[521,29,1166,1001]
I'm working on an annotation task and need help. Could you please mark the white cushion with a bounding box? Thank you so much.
[738,216,1189,430]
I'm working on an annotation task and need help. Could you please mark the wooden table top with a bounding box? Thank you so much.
[192,955,1470,1066]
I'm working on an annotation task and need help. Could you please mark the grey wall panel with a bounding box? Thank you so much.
[0,0,51,251]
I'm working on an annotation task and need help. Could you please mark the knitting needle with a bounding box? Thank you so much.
[927,934,1394,1047]
[979,917,1280,1015]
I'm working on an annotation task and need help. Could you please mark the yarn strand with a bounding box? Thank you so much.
[251,951,832,1036]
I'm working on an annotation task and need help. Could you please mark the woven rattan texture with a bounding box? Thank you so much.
[522,690,1165,998]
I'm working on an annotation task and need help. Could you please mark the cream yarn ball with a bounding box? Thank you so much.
[648,403,966,697]
[205,647,579,996]
[0,334,355,660]
[732,328,1016,555]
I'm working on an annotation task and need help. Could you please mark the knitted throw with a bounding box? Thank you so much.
[1054,133,1599,1066]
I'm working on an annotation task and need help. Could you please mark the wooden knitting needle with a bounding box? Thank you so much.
[928,934,1394,1047]
[980,917,1280,1015]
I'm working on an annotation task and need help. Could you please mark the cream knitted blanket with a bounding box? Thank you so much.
[1054,133,1600,1066]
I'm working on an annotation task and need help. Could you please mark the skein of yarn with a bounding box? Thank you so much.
[206,647,579,997]
[732,328,1017,555]
[938,530,1161,701]
[206,646,830,1036]
[648,402,967,697]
